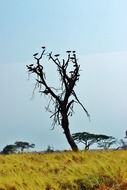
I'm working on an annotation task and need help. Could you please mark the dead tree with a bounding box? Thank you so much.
[26,47,90,151]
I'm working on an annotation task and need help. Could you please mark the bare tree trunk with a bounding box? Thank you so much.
[61,114,78,151]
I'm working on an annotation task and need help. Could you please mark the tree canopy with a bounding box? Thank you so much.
[1,141,35,154]
[72,132,115,150]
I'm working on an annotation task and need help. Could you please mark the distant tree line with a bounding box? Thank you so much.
[1,132,127,154]
[72,131,127,151]
[1,141,35,154]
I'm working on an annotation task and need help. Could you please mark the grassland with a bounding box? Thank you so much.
[0,150,127,190]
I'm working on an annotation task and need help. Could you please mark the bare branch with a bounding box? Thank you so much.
[72,91,90,120]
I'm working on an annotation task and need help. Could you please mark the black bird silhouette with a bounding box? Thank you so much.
[43,89,49,95]
[72,51,76,53]
[41,46,45,49]
[54,54,60,57]
[66,51,71,53]
[73,64,77,67]
[70,57,75,60]
[33,53,38,56]
[125,130,127,138]
[69,71,74,73]
[29,64,34,66]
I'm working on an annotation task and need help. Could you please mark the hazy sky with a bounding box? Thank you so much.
[0,0,127,150]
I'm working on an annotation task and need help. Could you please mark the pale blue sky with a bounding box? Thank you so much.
[0,0,127,150]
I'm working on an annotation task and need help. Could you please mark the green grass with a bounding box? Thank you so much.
[0,150,127,190]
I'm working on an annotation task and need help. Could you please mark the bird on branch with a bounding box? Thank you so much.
[43,89,50,95]
[29,64,34,67]
[66,51,71,54]
[54,54,60,57]
[41,46,46,49]
[33,53,38,57]
[69,71,74,73]
[70,57,75,60]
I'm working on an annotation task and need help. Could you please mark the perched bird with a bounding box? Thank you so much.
[73,64,77,67]
[54,54,60,57]
[33,53,38,57]
[125,130,127,138]
[72,51,76,53]
[69,71,74,73]
[43,89,49,95]
[66,51,71,53]
[29,64,34,66]
[70,57,75,60]
[41,46,45,49]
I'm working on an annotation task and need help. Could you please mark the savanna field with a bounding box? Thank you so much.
[0,150,127,190]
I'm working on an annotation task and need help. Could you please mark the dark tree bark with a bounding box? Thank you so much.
[26,47,90,151]
[61,105,78,151]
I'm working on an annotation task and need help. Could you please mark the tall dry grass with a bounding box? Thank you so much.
[0,150,127,190]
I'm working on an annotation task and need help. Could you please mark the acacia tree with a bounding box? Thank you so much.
[27,47,90,151]
[115,139,127,150]
[1,145,17,154]
[15,141,35,152]
[72,132,112,150]
[97,136,116,150]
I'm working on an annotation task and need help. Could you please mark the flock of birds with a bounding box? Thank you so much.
[33,46,76,58]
